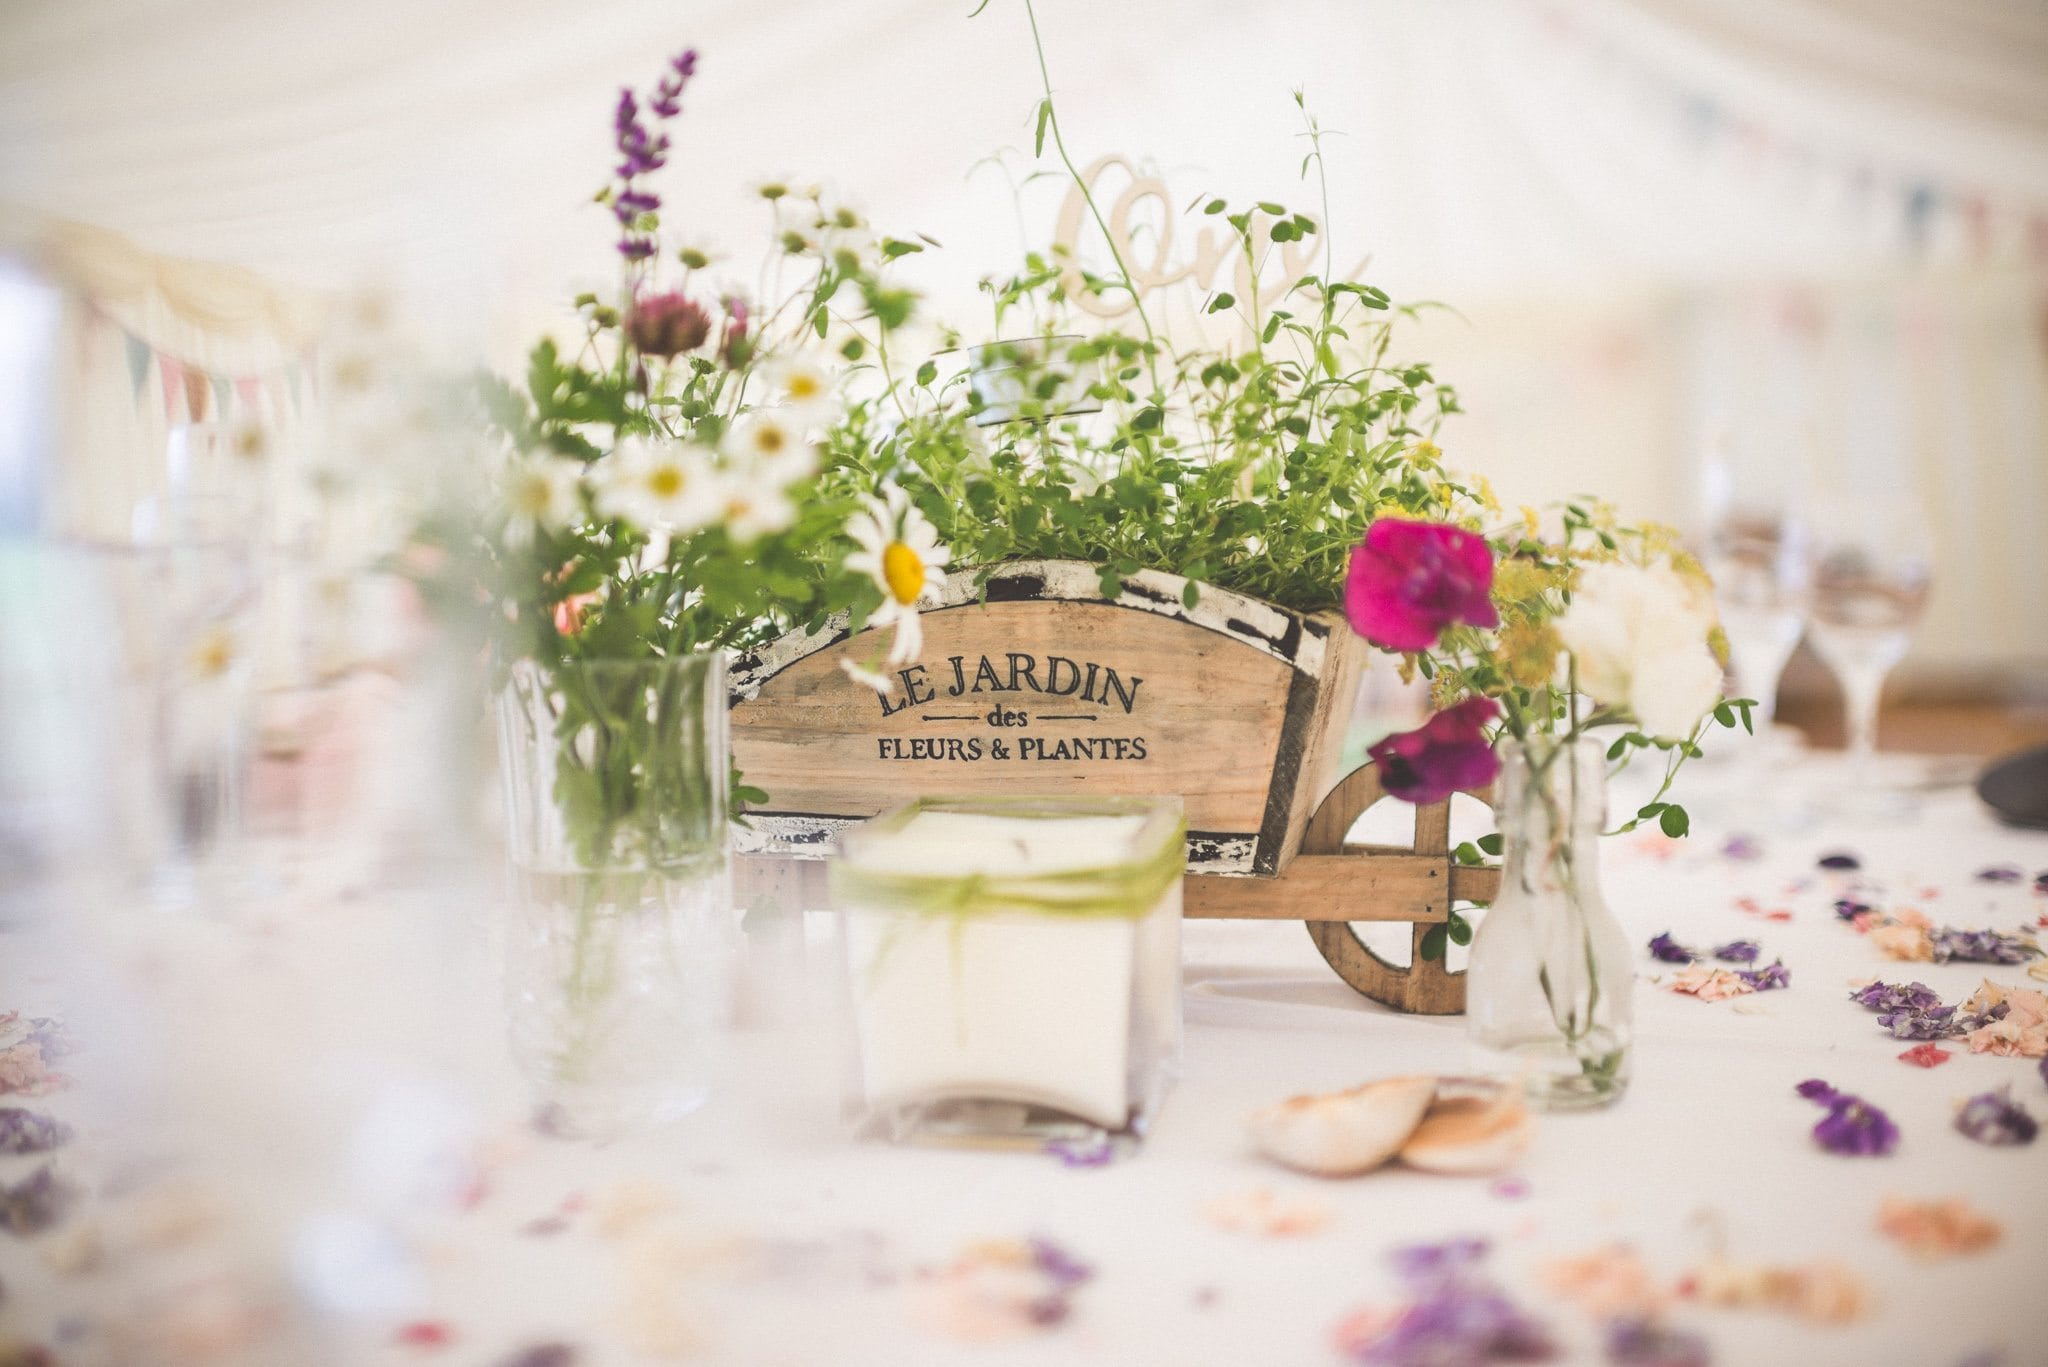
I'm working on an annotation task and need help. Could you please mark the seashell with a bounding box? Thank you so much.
[1250,1075,1437,1177]
[1398,1077,1532,1174]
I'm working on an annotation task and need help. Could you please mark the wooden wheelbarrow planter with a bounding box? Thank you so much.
[728,559,1497,1014]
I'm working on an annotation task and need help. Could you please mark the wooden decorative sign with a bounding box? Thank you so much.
[729,559,1495,1013]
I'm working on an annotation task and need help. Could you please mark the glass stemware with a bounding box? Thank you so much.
[1703,508,1812,747]
[1805,516,1933,812]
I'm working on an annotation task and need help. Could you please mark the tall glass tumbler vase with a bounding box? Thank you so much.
[1465,738,1633,1111]
[496,654,734,1138]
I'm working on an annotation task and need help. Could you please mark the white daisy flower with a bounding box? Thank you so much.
[502,454,585,547]
[708,467,797,541]
[723,410,817,485]
[594,439,718,532]
[757,354,839,424]
[839,657,896,696]
[844,484,951,666]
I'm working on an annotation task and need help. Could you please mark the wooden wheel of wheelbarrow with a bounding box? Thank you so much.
[1186,763,1499,1014]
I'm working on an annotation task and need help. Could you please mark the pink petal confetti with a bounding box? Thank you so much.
[1488,1176,1530,1201]
[1201,1187,1331,1238]
[396,1322,455,1349]
[1898,1044,1952,1068]
[1668,966,1755,1002]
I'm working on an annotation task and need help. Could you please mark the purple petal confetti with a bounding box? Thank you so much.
[1818,852,1861,871]
[0,1165,74,1235]
[1605,1316,1710,1367]
[1929,928,2041,965]
[1029,1236,1095,1289]
[0,1107,71,1155]
[494,1347,580,1367]
[1648,933,1697,964]
[1834,898,1875,922]
[1850,981,1943,1013]
[1719,833,1762,861]
[1712,939,1761,964]
[1736,960,1790,992]
[1877,1005,1962,1040]
[1974,866,2023,884]
[1955,1087,2037,1147]
[1800,1084,1899,1156]
[1344,1239,1556,1366]
[1045,1135,1116,1168]
[2039,1055,2048,1091]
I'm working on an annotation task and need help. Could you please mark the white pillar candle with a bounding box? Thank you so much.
[833,799,1184,1139]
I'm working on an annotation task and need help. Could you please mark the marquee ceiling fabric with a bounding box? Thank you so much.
[3,0,2045,332]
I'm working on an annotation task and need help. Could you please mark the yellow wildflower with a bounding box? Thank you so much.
[1407,440,1443,466]
[1495,621,1561,688]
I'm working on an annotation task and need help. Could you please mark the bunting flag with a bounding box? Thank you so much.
[99,305,303,425]
[1542,2,2048,264]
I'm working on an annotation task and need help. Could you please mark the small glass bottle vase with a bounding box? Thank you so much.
[496,654,734,1137]
[1465,737,1633,1110]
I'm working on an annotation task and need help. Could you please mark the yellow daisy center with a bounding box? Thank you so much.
[190,629,235,678]
[882,541,925,605]
[513,474,551,513]
[756,427,786,453]
[648,465,685,498]
[788,374,820,400]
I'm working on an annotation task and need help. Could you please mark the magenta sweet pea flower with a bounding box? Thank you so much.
[1344,519,1500,652]
[1368,696,1502,806]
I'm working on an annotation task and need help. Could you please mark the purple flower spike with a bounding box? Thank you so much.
[1975,865,2023,884]
[1712,939,1760,964]
[1648,932,1698,964]
[1606,1317,1710,1367]
[1955,1088,2037,1146]
[1817,852,1861,871]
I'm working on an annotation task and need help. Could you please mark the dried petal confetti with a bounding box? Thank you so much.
[909,1237,1093,1343]
[0,1108,71,1155]
[396,1322,454,1349]
[1668,967,1753,1002]
[1959,980,2048,1057]
[1954,1087,2037,1146]
[1711,940,1760,964]
[1045,1135,1115,1168]
[1877,1197,2002,1259]
[1868,923,1933,962]
[1834,898,1874,922]
[1684,1253,1865,1323]
[0,1014,70,1098]
[1648,933,1697,964]
[1930,928,2041,965]
[1538,1245,1665,1319]
[1337,1239,1554,1365]
[1851,981,1942,1013]
[1719,834,1761,861]
[1201,1187,1331,1237]
[1817,852,1861,871]
[1605,1317,1710,1367]
[1795,1081,1898,1156]
[1975,866,2023,884]
[1735,961,1789,992]
[494,1346,579,1367]
[0,1166,75,1236]
[1897,1044,1952,1068]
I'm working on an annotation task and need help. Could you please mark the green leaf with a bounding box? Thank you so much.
[1181,581,1199,610]
[1477,832,1504,856]
[1207,292,1236,314]
[1713,702,1735,728]
[1419,924,1449,962]
[1606,736,1630,760]
[915,360,938,387]
[1659,805,1690,838]
[1203,197,1227,215]
[1034,97,1051,157]
[1636,801,1666,818]
[1453,841,1483,866]
[1447,912,1473,947]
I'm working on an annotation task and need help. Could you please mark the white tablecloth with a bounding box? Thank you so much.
[4,777,2046,1366]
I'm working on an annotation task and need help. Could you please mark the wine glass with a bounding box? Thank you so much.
[1805,513,1933,814]
[1703,507,1812,747]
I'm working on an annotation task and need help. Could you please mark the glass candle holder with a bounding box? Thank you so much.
[831,795,1185,1147]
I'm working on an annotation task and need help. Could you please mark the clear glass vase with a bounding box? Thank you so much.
[496,654,734,1137]
[1465,737,1632,1110]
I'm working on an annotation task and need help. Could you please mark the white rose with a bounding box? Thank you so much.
[1557,561,1723,740]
